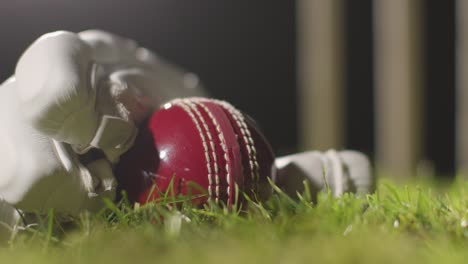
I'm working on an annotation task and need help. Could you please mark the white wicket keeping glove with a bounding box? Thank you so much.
[15,31,137,163]
[78,29,206,98]
[78,29,138,64]
[11,141,117,216]
[274,150,374,198]
[0,82,116,217]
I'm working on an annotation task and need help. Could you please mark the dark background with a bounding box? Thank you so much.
[423,0,455,175]
[0,0,456,175]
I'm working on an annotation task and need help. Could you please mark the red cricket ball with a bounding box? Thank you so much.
[115,98,276,206]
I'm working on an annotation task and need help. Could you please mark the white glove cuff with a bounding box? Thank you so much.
[324,149,348,197]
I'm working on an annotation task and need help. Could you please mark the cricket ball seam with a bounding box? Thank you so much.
[193,99,232,204]
[180,99,220,202]
[216,100,260,193]
[173,100,215,201]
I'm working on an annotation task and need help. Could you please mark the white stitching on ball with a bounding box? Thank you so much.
[192,98,231,204]
[181,98,220,204]
[215,100,260,195]
[172,99,214,201]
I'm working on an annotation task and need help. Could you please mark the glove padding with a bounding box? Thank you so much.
[13,141,117,216]
[0,79,115,218]
[15,31,137,162]
[78,29,138,64]
[15,31,99,147]
[275,150,374,198]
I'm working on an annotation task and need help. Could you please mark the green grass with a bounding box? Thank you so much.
[1,178,467,264]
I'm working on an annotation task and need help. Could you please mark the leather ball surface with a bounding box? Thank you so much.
[115,98,276,206]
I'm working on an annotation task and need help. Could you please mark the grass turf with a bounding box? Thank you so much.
[0,179,467,264]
